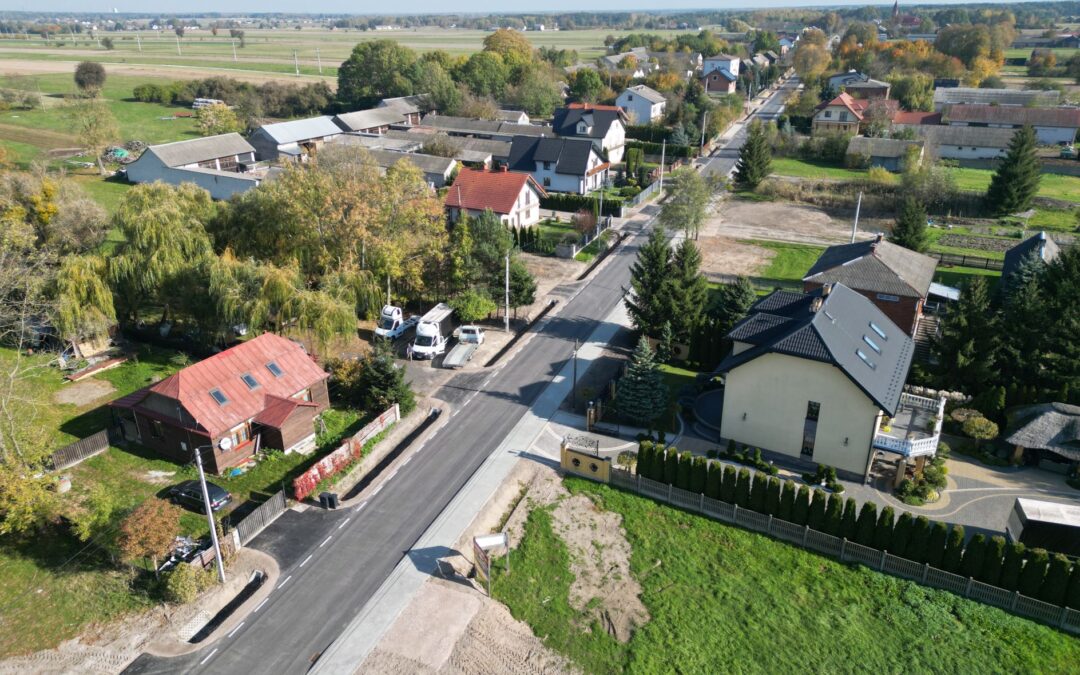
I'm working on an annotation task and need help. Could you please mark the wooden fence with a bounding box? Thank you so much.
[50,430,110,471]
[607,469,1080,634]
[928,252,1004,271]
[234,490,288,545]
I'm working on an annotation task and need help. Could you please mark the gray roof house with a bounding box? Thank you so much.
[906,125,1018,161]
[418,114,553,142]
[366,148,457,188]
[827,70,891,98]
[1002,231,1062,287]
[845,137,923,172]
[332,108,407,134]
[1007,403,1080,463]
[803,234,938,335]
[551,106,626,163]
[371,129,510,165]
[125,133,264,200]
[932,87,1060,112]
[507,136,609,195]
[248,116,342,161]
[714,283,935,481]
[378,95,433,124]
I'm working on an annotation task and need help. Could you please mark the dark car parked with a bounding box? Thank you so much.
[168,480,232,513]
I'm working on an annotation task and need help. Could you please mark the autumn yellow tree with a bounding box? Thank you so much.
[196,102,243,136]
[119,498,183,575]
[65,96,119,176]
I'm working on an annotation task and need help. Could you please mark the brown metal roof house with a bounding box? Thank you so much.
[802,234,938,336]
[109,333,330,474]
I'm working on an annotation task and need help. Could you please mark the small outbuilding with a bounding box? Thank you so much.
[845,137,923,172]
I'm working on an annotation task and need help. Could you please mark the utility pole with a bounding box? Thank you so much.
[700,109,709,150]
[387,273,391,306]
[232,39,237,62]
[293,50,300,76]
[175,34,181,56]
[504,252,510,332]
[316,47,322,74]
[572,338,579,410]
[659,140,666,192]
[136,33,142,52]
[851,191,863,244]
[193,441,228,584]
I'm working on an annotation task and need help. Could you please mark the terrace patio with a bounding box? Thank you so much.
[873,393,947,459]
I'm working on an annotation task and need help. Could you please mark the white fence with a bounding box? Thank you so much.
[606,468,1080,635]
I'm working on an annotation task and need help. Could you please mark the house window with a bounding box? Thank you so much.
[543,177,551,187]
[802,401,820,458]
[228,424,250,449]
[628,94,633,100]
[151,420,164,439]
[266,361,284,377]
[209,388,229,406]
[543,161,551,170]
[824,111,832,118]
[839,112,849,122]
[876,293,900,302]
[240,373,260,390]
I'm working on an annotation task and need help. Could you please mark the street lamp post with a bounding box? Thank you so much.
[193,438,231,584]
[572,338,579,411]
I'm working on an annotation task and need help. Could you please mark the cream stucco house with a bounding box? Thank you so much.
[716,283,944,481]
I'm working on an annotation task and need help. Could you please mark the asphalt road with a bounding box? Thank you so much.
[701,75,801,178]
[123,80,795,675]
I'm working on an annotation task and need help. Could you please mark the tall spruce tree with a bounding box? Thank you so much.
[889,196,928,253]
[733,120,772,190]
[1041,246,1080,402]
[933,276,999,392]
[985,125,1041,216]
[709,276,756,335]
[625,226,672,337]
[615,337,669,430]
[665,239,710,342]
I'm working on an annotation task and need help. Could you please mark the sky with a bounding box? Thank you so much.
[0,0,1017,14]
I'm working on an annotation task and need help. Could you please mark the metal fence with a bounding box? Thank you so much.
[928,252,1004,271]
[606,468,1080,635]
[50,430,110,471]
[624,181,662,210]
[234,490,288,545]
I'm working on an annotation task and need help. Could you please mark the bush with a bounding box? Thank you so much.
[891,512,913,556]
[540,192,623,217]
[625,138,697,158]
[721,465,737,503]
[961,534,987,579]
[676,451,693,491]
[855,502,878,547]
[841,497,859,540]
[908,516,932,563]
[823,493,844,536]
[164,563,215,604]
[1019,549,1050,597]
[778,480,796,520]
[962,416,999,444]
[650,445,665,480]
[807,489,828,530]
[792,486,811,525]
[705,460,722,499]
[750,471,769,513]
[802,463,844,493]
[664,448,679,485]
[765,477,782,517]
[1000,542,1026,591]
[874,506,895,551]
[691,456,708,494]
[735,468,752,507]
[637,441,654,478]
[980,536,1006,586]
[1040,554,1072,605]
[925,521,949,568]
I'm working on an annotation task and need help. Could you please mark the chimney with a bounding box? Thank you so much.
[499,165,508,172]
[821,282,833,297]
[811,297,824,313]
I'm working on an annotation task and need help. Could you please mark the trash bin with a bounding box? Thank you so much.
[328,493,340,509]
[319,492,332,509]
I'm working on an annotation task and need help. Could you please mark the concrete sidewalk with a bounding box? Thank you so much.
[311,289,639,674]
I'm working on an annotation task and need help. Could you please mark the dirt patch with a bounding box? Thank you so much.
[53,379,115,406]
[697,236,774,280]
[505,468,649,643]
[0,122,77,149]
[708,199,884,246]
[937,234,1016,254]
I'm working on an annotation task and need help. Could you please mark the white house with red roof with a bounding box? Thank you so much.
[109,333,330,473]
[813,92,899,136]
[444,167,547,229]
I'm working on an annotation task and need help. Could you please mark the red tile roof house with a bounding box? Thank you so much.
[445,167,547,229]
[108,333,330,474]
[812,93,899,136]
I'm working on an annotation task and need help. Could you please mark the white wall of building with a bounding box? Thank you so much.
[720,351,882,477]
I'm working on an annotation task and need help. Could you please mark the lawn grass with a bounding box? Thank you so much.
[72,174,131,215]
[934,265,1001,292]
[1024,206,1078,232]
[771,157,879,182]
[745,239,825,281]
[493,477,1080,674]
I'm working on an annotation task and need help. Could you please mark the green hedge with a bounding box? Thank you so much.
[630,441,1080,607]
[539,192,623,217]
[625,138,697,158]
[625,124,672,143]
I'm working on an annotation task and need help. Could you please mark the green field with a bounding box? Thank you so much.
[748,239,824,281]
[934,265,1001,290]
[770,157,883,182]
[1004,47,1080,60]
[0,26,699,77]
[493,477,1080,674]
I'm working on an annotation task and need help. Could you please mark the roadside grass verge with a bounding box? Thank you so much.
[493,477,1080,674]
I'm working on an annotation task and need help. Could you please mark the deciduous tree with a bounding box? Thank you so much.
[337,40,419,109]
[659,167,710,240]
[74,61,106,94]
[119,498,182,575]
[197,102,243,136]
[66,96,118,175]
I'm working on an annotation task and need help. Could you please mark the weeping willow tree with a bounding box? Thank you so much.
[54,255,115,344]
[108,182,215,324]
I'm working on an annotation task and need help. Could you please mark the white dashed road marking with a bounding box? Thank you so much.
[227,622,245,638]
[278,575,292,589]
[320,536,332,548]
[338,517,351,529]
[199,649,218,665]
[300,554,313,568]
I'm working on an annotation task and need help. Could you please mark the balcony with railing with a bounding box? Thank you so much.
[872,393,947,458]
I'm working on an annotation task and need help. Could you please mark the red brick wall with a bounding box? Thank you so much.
[804,282,921,335]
